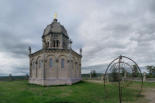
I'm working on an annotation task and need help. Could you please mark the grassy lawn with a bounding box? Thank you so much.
[0,80,154,103]
[143,82,155,88]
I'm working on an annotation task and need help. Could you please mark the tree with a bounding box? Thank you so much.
[152,67,155,75]
[111,68,119,82]
[25,74,29,80]
[9,74,14,81]
[132,65,138,77]
[146,66,155,77]
[90,70,97,77]
[121,67,125,77]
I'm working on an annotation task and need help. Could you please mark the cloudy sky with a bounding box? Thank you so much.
[0,0,155,75]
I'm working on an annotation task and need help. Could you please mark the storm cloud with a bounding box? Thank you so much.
[0,0,155,75]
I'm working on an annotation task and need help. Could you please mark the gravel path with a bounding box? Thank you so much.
[144,88,155,103]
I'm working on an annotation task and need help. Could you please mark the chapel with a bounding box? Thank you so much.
[28,16,82,86]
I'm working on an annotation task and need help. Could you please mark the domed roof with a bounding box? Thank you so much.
[43,19,68,37]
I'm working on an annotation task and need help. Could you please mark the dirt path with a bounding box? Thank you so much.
[144,88,155,103]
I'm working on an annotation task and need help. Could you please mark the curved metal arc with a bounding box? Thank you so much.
[104,55,143,102]
[109,61,135,85]
[104,56,143,81]
[122,56,143,78]
[121,56,143,92]
[109,61,134,73]
[104,57,119,86]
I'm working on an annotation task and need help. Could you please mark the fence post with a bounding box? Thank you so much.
[90,73,92,79]
[143,72,146,82]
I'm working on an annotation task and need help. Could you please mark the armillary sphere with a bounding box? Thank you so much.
[104,55,143,103]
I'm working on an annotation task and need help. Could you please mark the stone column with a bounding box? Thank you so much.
[36,61,37,78]
[101,75,104,81]
[79,63,81,79]
[43,53,46,80]
[28,47,31,80]
[143,72,146,81]
[106,75,109,82]
[56,58,59,79]
[90,71,92,79]
[49,35,52,48]
[60,35,63,49]
[30,61,32,78]
[42,39,46,49]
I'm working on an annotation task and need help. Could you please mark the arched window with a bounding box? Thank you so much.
[39,60,42,68]
[33,62,35,69]
[49,58,53,68]
[56,40,59,47]
[53,40,55,47]
[53,40,59,48]
[61,58,64,68]
[47,42,49,48]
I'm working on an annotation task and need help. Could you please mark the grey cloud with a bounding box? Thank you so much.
[11,65,28,75]
[0,0,155,75]
[0,31,29,58]
[78,0,155,67]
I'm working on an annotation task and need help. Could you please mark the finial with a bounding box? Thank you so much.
[28,46,31,54]
[69,39,72,49]
[80,48,82,56]
[54,13,57,19]
[119,55,122,60]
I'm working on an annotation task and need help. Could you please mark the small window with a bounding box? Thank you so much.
[61,58,65,68]
[49,58,53,68]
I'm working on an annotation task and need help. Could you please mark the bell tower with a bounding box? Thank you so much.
[42,17,69,49]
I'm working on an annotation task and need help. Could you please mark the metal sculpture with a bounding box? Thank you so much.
[104,55,143,103]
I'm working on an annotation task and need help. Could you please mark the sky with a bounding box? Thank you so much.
[0,0,155,75]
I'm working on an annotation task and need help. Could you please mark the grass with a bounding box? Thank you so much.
[0,80,154,103]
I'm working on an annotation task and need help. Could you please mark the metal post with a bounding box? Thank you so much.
[118,55,122,103]
[104,55,143,103]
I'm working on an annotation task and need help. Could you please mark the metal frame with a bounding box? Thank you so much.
[104,55,143,103]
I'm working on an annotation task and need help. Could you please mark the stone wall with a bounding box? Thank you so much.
[29,49,81,86]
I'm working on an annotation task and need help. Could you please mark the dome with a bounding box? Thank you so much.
[43,19,68,37]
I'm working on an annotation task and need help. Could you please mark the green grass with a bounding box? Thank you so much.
[0,80,153,103]
[143,82,155,88]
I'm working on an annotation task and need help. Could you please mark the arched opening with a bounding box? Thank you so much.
[47,42,49,48]
[56,40,59,47]
[49,58,53,68]
[53,40,59,48]
[53,40,55,47]
[38,60,42,69]
[61,58,65,68]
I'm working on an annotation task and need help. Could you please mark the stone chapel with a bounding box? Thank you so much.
[28,17,82,86]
